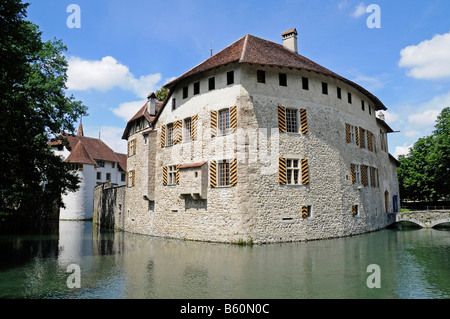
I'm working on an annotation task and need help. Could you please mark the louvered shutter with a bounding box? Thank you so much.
[211,111,218,138]
[367,131,373,151]
[350,164,356,184]
[133,138,137,155]
[127,141,130,157]
[359,127,364,148]
[278,106,286,133]
[301,205,309,219]
[351,205,358,217]
[210,161,217,188]
[278,158,287,185]
[301,159,309,185]
[161,125,166,148]
[230,158,237,187]
[230,106,237,133]
[162,166,168,186]
[355,127,360,146]
[173,120,182,145]
[131,170,135,187]
[345,124,351,143]
[300,109,308,134]
[361,165,368,186]
[191,114,198,141]
[126,171,129,187]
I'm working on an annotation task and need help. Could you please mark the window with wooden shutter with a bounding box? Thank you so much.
[300,109,308,134]
[162,166,168,186]
[301,159,309,185]
[278,157,287,185]
[211,111,217,138]
[127,170,135,187]
[278,106,286,133]
[230,158,237,187]
[302,205,311,219]
[161,125,166,148]
[230,105,237,134]
[210,161,217,188]
[173,120,182,145]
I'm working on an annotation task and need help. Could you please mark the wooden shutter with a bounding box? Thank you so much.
[301,159,309,185]
[131,170,135,187]
[301,206,309,219]
[230,106,237,133]
[211,111,218,138]
[230,158,237,187]
[126,171,129,187]
[191,114,198,141]
[351,205,358,217]
[176,164,180,185]
[278,106,286,133]
[162,166,168,186]
[173,120,182,145]
[361,164,368,186]
[345,124,351,143]
[355,127,360,146]
[161,125,166,148]
[300,109,308,134]
[127,141,130,157]
[367,131,373,151]
[278,158,287,185]
[350,164,356,184]
[210,161,217,188]
[359,127,364,148]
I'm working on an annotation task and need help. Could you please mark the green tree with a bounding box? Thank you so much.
[155,87,169,101]
[0,0,87,216]
[398,107,450,202]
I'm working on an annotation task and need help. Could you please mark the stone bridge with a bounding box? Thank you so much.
[395,210,450,228]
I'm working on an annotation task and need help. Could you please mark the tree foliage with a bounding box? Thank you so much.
[155,87,169,102]
[0,0,87,216]
[398,107,450,202]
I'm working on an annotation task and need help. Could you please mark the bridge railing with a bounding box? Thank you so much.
[400,206,450,211]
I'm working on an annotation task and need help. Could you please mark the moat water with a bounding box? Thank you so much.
[0,221,449,299]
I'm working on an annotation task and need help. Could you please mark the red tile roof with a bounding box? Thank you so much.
[49,124,127,167]
[122,100,163,139]
[163,33,387,111]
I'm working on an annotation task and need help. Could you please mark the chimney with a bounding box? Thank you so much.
[282,28,298,53]
[147,92,156,116]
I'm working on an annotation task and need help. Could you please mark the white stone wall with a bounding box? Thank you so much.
[122,62,400,243]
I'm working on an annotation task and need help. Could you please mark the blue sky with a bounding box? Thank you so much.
[27,0,450,156]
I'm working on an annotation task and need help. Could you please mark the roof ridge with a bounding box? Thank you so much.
[240,34,249,62]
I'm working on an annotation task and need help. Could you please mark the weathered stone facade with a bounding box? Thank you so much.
[103,31,400,244]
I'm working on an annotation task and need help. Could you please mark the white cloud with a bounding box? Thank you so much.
[383,110,399,124]
[98,126,128,154]
[67,56,162,98]
[393,143,412,159]
[399,31,450,80]
[408,109,440,127]
[352,2,367,18]
[111,100,147,122]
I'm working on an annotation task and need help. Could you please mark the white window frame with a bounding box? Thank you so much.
[285,108,298,133]
[184,118,192,142]
[166,123,174,147]
[218,160,230,187]
[286,159,300,185]
[219,109,230,136]
[167,165,177,186]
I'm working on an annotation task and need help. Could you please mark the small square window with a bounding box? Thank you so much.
[208,77,215,90]
[167,165,177,185]
[257,70,265,83]
[352,205,358,217]
[183,86,188,99]
[106,173,111,181]
[322,82,328,95]
[218,161,230,186]
[348,92,352,104]
[368,105,372,115]
[279,73,287,86]
[337,87,342,99]
[194,81,200,95]
[227,71,234,85]
[302,77,309,90]
[121,173,126,182]
[97,172,101,180]
[361,100,365,111]
[302,206,311,219]
[286,159,300,185]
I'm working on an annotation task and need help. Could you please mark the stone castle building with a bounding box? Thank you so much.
[50,123,127,220]
[115,29,399,243]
